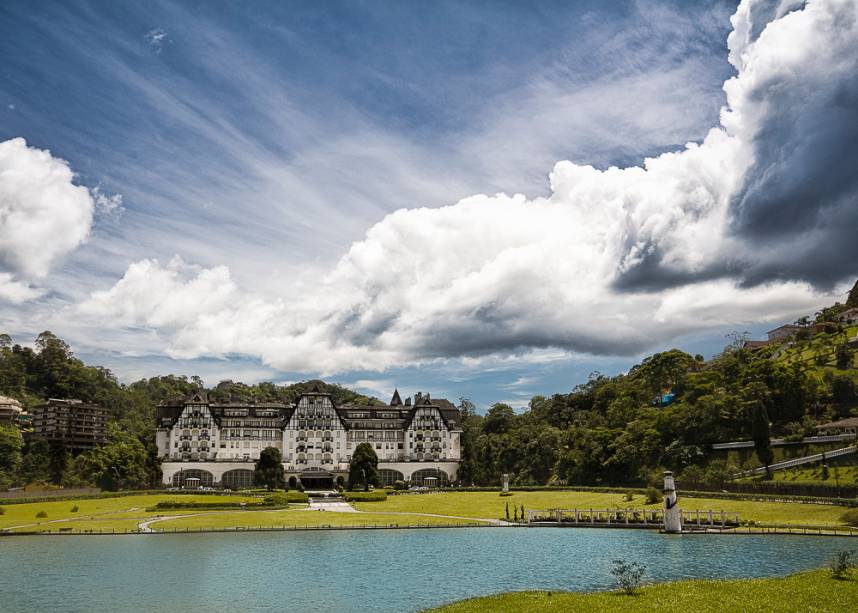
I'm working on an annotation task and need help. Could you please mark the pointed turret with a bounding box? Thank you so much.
[390,389,403,406]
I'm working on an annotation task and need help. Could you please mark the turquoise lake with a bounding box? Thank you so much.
[0,528,851,612]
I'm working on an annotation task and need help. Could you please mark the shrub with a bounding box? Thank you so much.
[264,491,309,505]
[840,508,858,526]
[392,480,407,491]
[644,487,660,505]
[623,491,635,502]
[343,491,386,502]
[611,559,645,595]
[36,510,48,518]
[830,550,855,579]
[70,505,79,513]
[0,506,4,515]
[499,491,513,497]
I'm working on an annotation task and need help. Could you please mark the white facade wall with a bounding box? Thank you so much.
[157,392,462,486]
[161,460,459,485]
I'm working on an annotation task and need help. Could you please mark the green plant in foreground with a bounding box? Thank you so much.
[70,505,79,513]
[36,510,47,518]
[0,505,5,515]
[830,550,855,579]
[611,559,645,595]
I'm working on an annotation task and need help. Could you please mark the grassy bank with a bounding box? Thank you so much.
[742,466,858,486]
[0,493,261,533]
[153,510,485,531]
[355,491,855,526]
[424,570,858,612]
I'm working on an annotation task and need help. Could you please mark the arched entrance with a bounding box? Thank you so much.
[378,469,404,487]
[411,468,448,487]
[221,469,255,490]
[171,469,214,488]
[300,469,334,490]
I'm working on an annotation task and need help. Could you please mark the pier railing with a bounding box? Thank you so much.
[526,508,740,528]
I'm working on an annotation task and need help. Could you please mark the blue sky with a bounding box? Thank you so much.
[1,0,855,410]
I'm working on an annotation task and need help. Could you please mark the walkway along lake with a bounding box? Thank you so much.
[0,527,852,612]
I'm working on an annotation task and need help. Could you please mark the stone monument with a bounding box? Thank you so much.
[663,470,682,533]
[502,473,509,493]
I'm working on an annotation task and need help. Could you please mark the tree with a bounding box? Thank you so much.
[847,279,858,309]
[482,403,515,435]
[347,442,379,491]
[254,447,285,491]
[20,440,51,484]
[48,440,69,485]
[749,386,774,478]
[456,398,482,485]
[72,424,152,490]
[0,424,23,489]
[836,344,853,370]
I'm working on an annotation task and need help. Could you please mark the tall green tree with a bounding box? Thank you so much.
[254,447,285,491]
[348,442,379,491]
[749,384,774,478]
[0,424,23,489]
[20,440,51,484]
[72,424,152,490]
[456,398,482,485]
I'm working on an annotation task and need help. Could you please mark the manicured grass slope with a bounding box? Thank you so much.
[354,492,853,526]
[0,493,260,531]
[425,570,858,613]
[155,511,483,530]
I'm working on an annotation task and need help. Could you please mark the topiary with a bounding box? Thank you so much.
[644,487,660,505]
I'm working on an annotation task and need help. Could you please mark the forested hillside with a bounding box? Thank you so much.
[458,285,858,488]
[0,331,376,490]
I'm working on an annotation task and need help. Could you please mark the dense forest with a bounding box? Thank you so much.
[1,281,856,491]
[0,331,376,490]
[458,282,858,488]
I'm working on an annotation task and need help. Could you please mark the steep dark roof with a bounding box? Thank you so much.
[390,389,403,406]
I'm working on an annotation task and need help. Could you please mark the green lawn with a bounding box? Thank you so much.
[3,490,855,533]
[753,466,858,486]
[425,570,858,612]
[354,491,854,526]
[153,510,485,531]
[0,493,261,531]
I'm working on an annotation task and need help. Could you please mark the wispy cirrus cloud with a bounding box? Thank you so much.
[66,0,857,377]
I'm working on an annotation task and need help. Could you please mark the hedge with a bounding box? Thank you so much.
[0,489,264,506]
[148,492,308,511]
[343,491,387,502]
[264,492,309,504]
[434,485,858,507]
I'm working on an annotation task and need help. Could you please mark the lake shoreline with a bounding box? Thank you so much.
[4,522,858,537]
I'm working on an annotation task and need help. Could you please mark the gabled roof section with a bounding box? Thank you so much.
[390,389,403,406]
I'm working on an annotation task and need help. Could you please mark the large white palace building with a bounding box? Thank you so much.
[156,389,463,489]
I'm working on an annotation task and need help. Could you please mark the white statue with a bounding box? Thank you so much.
[502,473,509,493]
[663,470,682,533]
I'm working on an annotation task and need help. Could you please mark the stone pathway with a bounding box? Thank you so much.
[305,500,359,513]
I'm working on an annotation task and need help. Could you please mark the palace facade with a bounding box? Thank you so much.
[156,389,462,489]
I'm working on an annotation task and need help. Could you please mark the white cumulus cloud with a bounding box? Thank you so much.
[0,137,98,302]
[72,0,858,374]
